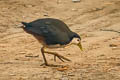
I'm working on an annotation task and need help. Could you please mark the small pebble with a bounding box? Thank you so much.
[60,77,69,80]
[9,74,16,76]
[71,8,77,11]
[25,54,39,58]
[68,73,75,76]
[19,52,26,54]
[44,13,48,16]
[109,44,117,47]
[115,63,120,66]
[72,0,80,2]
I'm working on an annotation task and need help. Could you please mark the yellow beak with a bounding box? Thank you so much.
[77,42,83,51]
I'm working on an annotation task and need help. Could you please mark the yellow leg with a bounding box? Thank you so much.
[41,46,71,66]
[41,47,48,66]
[44,50,71,62]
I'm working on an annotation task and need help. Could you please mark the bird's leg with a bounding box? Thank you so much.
[41,46,48,66]
[43,47,71,62]
[54,55,65,62]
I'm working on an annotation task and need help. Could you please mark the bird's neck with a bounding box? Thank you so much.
[69,32,80,41]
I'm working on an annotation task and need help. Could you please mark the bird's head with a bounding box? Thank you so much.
[70,38,83,51]
[69,32,83,51]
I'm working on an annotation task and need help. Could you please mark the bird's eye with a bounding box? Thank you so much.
[77,39,80,41]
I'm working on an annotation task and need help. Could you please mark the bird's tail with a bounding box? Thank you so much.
[21,22,29,27]
[20,22,30,30]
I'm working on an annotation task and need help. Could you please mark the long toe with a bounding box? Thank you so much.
[54,55,65,62]
[44,51,71,62]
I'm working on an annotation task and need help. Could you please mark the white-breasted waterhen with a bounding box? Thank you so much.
[21,18,83,66]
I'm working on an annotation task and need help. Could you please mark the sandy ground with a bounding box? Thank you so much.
[0,0,120,80]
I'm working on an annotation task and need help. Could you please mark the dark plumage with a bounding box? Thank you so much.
[21,18,82,66]
[22,18,80,45]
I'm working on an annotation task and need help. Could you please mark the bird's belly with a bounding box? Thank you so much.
[45,44,67,48]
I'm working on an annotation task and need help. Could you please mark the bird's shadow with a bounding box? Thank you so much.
[40,63,65,67]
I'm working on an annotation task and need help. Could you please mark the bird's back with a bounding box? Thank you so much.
[28,18,71,32]
[21,18,75,45]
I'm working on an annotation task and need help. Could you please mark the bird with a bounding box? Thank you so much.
[21,18,83,66]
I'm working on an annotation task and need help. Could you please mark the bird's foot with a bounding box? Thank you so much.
[40,63,49,66]
[44,51,71,62]
[40,63,63,67]
[53,53,71,62]
[54,55,70,62]
[54,55,65,62]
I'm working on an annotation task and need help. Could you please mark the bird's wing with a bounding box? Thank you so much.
[24,22,70,45]
[48,18,72,32]
[29,18,72,33]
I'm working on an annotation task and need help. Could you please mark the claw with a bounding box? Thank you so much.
[54,55,65,62]
[41,47,71,66]
[54,55,56,62]
[57,56,65,62]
